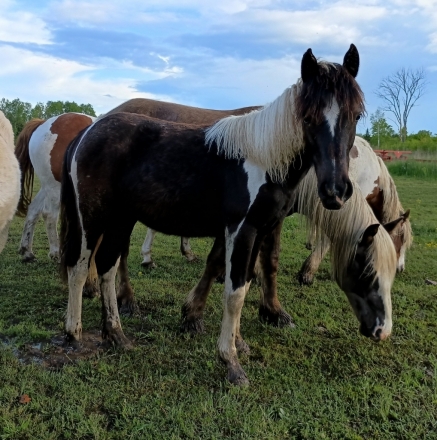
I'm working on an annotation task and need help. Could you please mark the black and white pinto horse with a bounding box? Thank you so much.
[60,45,364,384]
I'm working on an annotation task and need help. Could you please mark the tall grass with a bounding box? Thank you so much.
[386,159,437,179]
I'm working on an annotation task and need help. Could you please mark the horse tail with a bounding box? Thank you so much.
[59,131,86,282]
[14,118,46,216]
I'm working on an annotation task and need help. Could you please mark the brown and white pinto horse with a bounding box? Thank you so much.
[15,104,259,264]
[60,45,364,385]
[298,136,412,285]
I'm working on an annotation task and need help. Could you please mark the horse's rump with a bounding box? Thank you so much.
[15,118,46,216]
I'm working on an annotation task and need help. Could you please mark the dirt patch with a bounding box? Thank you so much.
[1,330,126,369]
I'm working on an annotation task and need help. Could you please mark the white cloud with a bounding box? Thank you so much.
[0,1,52,44]
[0,44,174,113]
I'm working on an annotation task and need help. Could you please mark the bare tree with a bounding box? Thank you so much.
[375,67,426,142]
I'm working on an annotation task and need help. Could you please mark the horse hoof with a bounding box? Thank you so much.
[63,334,81,350]
[235,338,250,355]
[49,252,60,262]
[227,363,249,386]
[20,252,37,263]
[259,305,295,328]
[103,328,133,349]
[118,300,137,317]
[185,253,197,262]
[180,314,205,334]
[298,271,314,286]
[82,284,100,299]
[141,261,157,269]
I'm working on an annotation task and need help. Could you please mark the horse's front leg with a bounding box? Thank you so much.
[298,237,330,286]
[218,224,257,386]
[256,219,294,327]
[181,235,225,334]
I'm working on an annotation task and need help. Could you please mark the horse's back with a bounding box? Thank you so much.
[29,113,95,184]
[105,98,261,126]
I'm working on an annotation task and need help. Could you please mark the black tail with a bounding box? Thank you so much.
[59,130,87,282]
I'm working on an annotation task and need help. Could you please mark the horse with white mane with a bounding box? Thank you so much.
[0,111,20,254]
[298,136,412,285]
[60,45,365,384]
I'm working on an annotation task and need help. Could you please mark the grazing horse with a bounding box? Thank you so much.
[15,105,259,264]
[180,167,398,341]
[298,136,413,285]
[0,111,20,254]
[60,45,364,385]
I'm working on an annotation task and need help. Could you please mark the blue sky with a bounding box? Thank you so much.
[1,0,437,134]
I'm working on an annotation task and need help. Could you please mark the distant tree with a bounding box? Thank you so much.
[369,109,395,148]
[363,128,371,142]
[375,67,426,142]
[0,98,96,139]
[0,98,32,138]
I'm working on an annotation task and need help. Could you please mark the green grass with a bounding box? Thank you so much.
[0,177,437,439]
[386,160,437,180]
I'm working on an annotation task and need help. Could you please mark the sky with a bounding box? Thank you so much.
[1,0,437,134]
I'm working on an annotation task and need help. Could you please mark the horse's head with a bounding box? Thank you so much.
[297,44,364,210]
[339,224,397,341]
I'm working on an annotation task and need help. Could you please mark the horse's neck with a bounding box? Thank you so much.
[349,144,381,197]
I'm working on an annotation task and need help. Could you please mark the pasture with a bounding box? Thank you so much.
[0,176,436,439]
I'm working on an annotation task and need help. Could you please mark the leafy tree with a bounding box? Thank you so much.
[0,98,96,139]
[363,128,371,142]
[369,109,395,148]
[0,98,32,138]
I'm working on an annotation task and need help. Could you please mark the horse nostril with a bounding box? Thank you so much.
[373,328,382,340]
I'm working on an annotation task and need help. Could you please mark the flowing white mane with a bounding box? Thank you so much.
[297,167,397,286]
[205,84,304,182]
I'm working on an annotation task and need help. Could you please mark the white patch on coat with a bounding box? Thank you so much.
[323,99,340,137]
[243,160,266,206]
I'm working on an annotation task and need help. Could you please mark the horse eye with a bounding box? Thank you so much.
[303,117,311,125]
[355,113,362,121]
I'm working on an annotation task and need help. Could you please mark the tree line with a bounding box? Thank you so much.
[0,98,96,139]
[359,109,437,153]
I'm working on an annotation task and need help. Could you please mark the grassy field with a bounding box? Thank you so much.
[0,176,437,439]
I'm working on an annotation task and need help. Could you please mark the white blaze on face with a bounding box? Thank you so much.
[323,99,340,137]
[375,277,393,340]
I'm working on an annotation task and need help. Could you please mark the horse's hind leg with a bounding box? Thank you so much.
[180,237,196,262]
[19,189,45,262]
[140,228,157,268]
[42,187,61,261]
[257,219,294,327]
[297,238,330,286]
[181,235,225,334]
[117,241,136,317]
[95,222,135,348]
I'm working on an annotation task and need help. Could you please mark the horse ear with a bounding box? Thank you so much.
[360,223,380,247]
[383,217,403,235]
[401,209,410,221]
[343,44,359,78]
[301,48,318,83]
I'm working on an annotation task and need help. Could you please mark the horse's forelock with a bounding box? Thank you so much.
[296,62,365,123]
